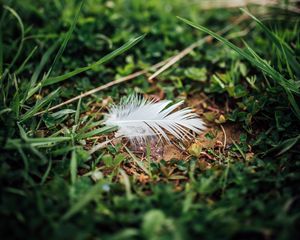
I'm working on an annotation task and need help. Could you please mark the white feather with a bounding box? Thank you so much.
[104,95,205,142]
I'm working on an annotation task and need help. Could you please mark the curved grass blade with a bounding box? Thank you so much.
[21,88,60,121]
[25,42,59,101]
[240,8,300,78]
[48,0,85,76]
[42,34,146,87]
[177,16,299,93]
[3,6,24,71]
[76,125,116,140]
[178,16,300,119]
[61,180,106,221]
[15,46,38,75]
[1,6,24,83]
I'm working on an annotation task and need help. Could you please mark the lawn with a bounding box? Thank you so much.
[1,0,300,239]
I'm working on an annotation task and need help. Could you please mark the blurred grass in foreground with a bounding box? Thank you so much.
[1,0,300,239]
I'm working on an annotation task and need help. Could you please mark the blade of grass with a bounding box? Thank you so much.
[125,147,151,176]
[0,4,8,78]
[78,117,104,133]
[61,180,106,221]
[0,17,3,77]
[75,97,82,126]
[232,140,246,160]
[4,136,72,150]
[119,168,133,200]
[276,135,300,156]
[2,6,24,74]
[48,0,85,76]
[27,137,71,144]
[21,88,60,121]
[178,16,300,119]
[77,125,116,139]
[70,148,77,184]
[25,42,59,101]
[42,34,146,87]
[40,159,52,185]
[240,8,300,77]
[15,46,38,75]
[17,123,72,145]
[286,89,300,120]
[79,118,104,134]
[178,16,299,93]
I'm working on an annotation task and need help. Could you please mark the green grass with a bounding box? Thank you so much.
[1,0,300,239]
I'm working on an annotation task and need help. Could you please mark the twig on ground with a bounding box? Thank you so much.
[220,125,227,154]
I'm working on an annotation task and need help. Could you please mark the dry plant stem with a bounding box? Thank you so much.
[34,58,171,116]
[220,125,227,154]
[148,41,199,81]
[200,151,216,161]
[88,138,114,154]
[148,13,248,81]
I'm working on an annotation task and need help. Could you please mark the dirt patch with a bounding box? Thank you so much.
[155,93,244,161]
[162,144,185,161]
